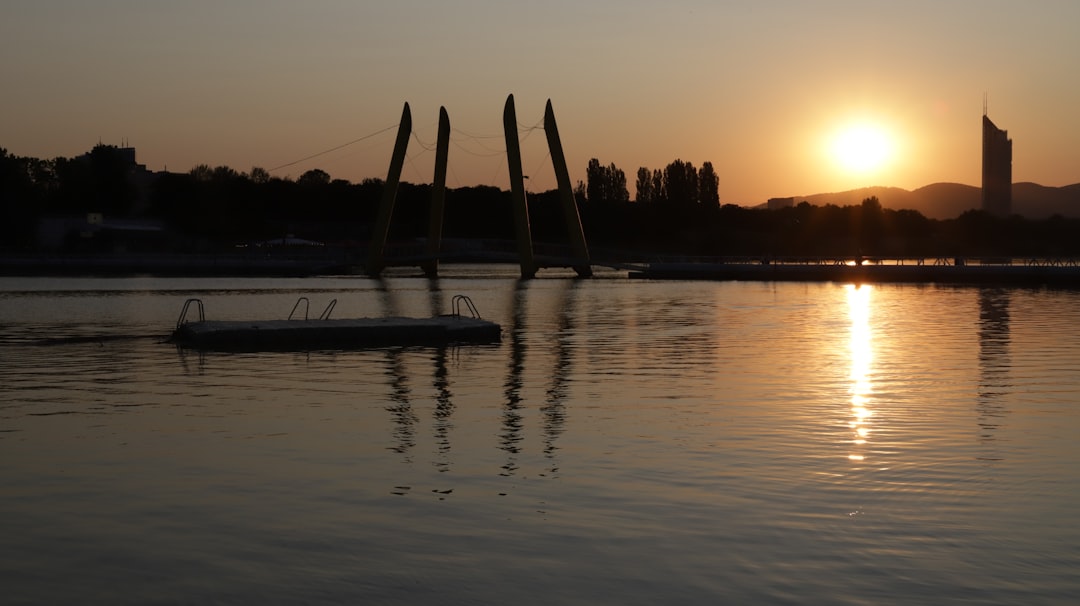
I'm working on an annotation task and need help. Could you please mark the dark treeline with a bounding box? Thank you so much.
[3,144,1080,259]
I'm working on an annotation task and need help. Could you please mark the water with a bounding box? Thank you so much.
[2,268,1079,604]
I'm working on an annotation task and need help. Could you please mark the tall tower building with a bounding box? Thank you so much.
[981,112,1012,217]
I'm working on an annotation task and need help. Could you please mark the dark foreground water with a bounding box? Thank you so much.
[2,268,1079,605]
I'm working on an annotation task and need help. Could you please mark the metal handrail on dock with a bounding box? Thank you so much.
[175,298,205,330]
[319,299,337,320]
[452,295,481,319]
[289,296,338,320]
[289,297,310,320]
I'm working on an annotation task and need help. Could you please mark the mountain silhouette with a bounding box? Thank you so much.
[778,183,1080,220]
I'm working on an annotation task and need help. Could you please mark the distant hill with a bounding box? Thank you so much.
[776,183,1080,220]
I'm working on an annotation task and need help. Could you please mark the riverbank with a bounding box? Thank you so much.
[0,252,358,277]
[7,252,1080,287]
[629,260,1080,286]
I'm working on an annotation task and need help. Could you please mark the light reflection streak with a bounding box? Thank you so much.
[847,284,873,461]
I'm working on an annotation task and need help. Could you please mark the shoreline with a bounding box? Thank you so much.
[0,252,358,277]
[629,260,1080,286]
[4,253,1080,287]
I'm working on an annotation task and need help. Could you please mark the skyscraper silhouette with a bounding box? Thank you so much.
[982,113,1012,217]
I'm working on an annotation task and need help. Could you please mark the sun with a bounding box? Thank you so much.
[828,122,895,175]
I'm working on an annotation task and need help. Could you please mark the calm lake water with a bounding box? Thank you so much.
[2,267,1079,605]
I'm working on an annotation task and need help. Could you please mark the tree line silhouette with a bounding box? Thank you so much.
[3,144,1079,259]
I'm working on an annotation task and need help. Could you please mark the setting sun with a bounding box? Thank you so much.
[828,122,895,176]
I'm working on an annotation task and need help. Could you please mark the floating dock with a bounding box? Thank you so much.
[170,295,501,351]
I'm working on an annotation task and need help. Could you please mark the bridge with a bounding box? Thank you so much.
[365,95,592,280]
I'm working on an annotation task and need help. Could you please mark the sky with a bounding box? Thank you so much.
[3,0,1079,206]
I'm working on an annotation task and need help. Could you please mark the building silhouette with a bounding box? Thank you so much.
[767,197,795,210]
[981,113,1012,217]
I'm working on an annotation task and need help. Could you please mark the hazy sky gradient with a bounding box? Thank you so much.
[3,0,1078,205]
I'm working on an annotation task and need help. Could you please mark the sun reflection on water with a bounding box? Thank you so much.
[847,284,873,461]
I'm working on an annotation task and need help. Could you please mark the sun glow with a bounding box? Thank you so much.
[828,121,895,176]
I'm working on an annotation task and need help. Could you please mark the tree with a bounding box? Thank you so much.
[651,169,665,204]
[0,149,42,248]
[298,168,331,187]
[211,165,239,182]
[609,163,628,202]
[586,158,604,202]
[189,164,213,182]
[663,159,698,206]
[585,158,628,202]
[858,196,884,255]
[248,167,271,184]
[635,167,653,203]
[698,161,719,207]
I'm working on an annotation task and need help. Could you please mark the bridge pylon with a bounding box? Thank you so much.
[365,102,412,277]
[365,97,592,279]
[543,98,592,278]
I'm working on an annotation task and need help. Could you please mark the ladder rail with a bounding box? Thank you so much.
[289,297,310,321]
[319,299,338,320]
[175,298,205,330]
[451,294,481,319]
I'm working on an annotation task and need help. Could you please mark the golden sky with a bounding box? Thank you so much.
[2,0,1078,205]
